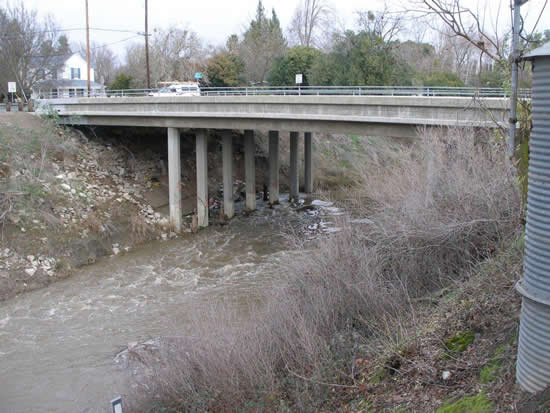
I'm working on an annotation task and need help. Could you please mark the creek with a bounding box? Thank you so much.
[0,196,341,412]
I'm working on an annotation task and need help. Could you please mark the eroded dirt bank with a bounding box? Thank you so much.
[0,114,282,301]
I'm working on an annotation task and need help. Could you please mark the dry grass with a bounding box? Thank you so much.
[126,127,522,412]
[0,114,77,231]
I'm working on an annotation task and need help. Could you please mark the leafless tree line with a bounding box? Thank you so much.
[1,0,548,92]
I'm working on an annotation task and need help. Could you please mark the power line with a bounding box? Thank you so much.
[23,35,143,58]
[0,27,148,40]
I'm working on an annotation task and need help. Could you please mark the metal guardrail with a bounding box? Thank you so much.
[33,86,532,100]
[199,86,529,98]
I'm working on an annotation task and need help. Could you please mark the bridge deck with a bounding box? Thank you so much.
[42,95,508,138]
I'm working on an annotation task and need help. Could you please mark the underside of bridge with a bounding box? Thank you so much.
[165,127,313,231]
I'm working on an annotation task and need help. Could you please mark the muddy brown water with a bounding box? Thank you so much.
[0,196,341,412]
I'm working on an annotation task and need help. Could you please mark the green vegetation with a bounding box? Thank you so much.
[443,331,475,358]
[480,360,501,384]
[205,52,245,87]
[436,393,494,413]
[368,368,387,384]
[422,71,464,87]
[268,46,321,86]
[480,344,506,384]
[110,73,133,90]
[308,30,414,86]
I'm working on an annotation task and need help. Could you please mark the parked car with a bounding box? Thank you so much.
[148,83,200,97]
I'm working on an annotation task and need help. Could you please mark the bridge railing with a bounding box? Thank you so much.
[199,86,529,98]
[33,86,532,100]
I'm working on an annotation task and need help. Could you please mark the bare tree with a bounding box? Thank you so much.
[433,26,479,80]
[122,26,205,87]
[408,0,508,62]
[78,42,119,86]
[0,2,62,100]
[288,0,337,49]
[356,6,403,43]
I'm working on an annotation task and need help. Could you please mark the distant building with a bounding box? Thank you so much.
[32,53,105,99]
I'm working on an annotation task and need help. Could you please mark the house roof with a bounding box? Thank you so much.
[69,53,96,69]
[524,42,550,59]
[29,52,95,69]
[29,54,67,68]
[33,79,105,89]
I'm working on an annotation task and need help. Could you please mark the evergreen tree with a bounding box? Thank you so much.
[239,1,287,84]
[268,46,321,85]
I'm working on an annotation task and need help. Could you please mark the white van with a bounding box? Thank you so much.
[149,82,200,97]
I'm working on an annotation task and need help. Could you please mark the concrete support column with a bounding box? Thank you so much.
[167,127,182,231]
[244,130,256,211]
[222,130,234,219]
[269,130,279,204]
[289,131,299,201]
[304,131,313,194]
[196,130,208,227]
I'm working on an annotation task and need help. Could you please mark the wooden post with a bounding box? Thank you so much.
[85,0,91,95]
[145,0,151,89]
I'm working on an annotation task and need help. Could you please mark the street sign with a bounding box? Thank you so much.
[111,396,123,413]
[295,74,303,84]
[8,82,16,93]
[194,72,203,80]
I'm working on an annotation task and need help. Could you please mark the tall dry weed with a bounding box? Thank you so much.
[128,127,521,412]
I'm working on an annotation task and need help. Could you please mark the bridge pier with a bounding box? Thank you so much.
[304,132,313,194]
[289,131,299,201]
[222,130,234,219]
[167,127,182,231]
[196,129,208,227]
[244,130,256,211]
[269,130,280,204]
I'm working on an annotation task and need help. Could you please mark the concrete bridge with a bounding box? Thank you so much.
[40,94,509,231]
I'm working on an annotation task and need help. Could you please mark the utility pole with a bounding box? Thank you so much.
[145,0,151,89]
[85,0,91,95]
[508,0,528,157]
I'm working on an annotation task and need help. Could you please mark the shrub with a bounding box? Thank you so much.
[126,127,521,412]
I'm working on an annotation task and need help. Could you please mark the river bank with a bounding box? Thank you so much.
[1,112,369,301]
[1,113,280,301]
[0,194,347,412]
[121,127,541,412]
[3,116,541,412]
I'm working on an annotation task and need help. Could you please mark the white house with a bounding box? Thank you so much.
[32,53,105,99]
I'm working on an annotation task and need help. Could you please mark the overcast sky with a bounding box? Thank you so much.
[2,0,549,61]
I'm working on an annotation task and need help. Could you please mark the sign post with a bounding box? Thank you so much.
[295,74,303,96]
[8,82,16,103]
[110,396,123,413]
